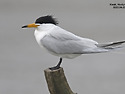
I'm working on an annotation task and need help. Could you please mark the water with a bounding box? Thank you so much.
[0,0,125,94]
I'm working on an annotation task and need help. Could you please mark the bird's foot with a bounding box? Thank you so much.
[49,58,62,70]
[49,65,60,70]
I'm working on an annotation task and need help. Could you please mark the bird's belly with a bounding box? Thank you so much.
[58,54,81,59]
[44,48,81,59]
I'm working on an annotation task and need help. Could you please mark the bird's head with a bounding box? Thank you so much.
[22,15,58,28]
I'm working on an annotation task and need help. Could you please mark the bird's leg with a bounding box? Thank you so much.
[49,58,62,70]
[56,58,62,68]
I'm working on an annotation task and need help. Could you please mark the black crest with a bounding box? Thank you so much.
[35,15,58,25]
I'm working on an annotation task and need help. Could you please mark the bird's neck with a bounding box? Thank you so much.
[34,24,56,45]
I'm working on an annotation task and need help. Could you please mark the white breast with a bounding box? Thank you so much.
[34,30,45,46]
[34,24,55,47]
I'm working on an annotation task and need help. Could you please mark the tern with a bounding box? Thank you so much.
[22,15,125,70]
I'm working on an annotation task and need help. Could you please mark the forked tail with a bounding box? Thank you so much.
[97,40,125,50]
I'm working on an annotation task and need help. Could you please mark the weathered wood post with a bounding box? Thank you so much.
[44,67,76,94]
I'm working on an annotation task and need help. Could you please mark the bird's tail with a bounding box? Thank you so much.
[97,40,125,51]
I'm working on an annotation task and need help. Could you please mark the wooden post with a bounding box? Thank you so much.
[44,67,76,94]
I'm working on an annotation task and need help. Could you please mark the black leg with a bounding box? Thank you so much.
[49,58,62,70]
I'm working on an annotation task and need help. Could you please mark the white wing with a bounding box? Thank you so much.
[41,26,98,54]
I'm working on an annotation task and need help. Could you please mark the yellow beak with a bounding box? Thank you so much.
[22,23,39,28]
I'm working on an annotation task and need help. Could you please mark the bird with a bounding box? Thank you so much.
[22,15,125,70]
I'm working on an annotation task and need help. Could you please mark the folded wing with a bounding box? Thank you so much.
[41,27,98,54]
